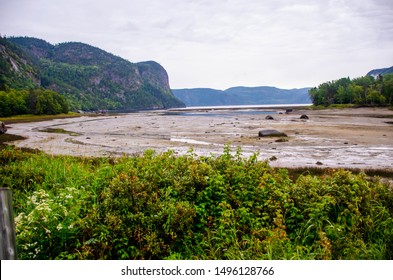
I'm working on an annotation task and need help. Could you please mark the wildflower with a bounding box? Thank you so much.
[14,213,25,226]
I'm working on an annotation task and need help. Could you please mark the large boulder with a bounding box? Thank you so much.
[258,129,287,137]
[0,122,7,134]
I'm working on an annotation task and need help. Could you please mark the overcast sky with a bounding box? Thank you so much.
[1,0,392,89]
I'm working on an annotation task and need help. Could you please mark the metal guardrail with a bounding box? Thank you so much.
[0,188,17,260]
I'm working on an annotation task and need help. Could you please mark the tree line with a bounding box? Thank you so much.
[309,74,393,106]
[0,88,69,117]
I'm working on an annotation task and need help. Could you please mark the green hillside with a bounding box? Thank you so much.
[0,36,185,111]
[367,66,393,77]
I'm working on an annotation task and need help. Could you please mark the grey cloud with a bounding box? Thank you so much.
[1,0,391,89]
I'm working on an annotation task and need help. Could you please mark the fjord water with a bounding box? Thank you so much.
[164,103,312,117]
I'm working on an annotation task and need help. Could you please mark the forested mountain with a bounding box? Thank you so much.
[0,36,185,111]
[173,86,311,107]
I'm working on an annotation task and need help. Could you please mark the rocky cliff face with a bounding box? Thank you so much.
[0,37,40,90]
[1,36,185,110]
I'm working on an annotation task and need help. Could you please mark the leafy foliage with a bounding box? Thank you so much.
[309,74,393,106]
[1,146,392,260]
[0,88,69,117]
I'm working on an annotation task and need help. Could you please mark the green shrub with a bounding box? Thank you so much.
[1,147,392,260]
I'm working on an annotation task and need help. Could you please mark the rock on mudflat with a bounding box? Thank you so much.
[300,114,309,119]
[0,122,7,134]
[265,115,274,120]
[258,130,287,137]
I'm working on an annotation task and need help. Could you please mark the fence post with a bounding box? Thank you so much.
[0,188,17,260]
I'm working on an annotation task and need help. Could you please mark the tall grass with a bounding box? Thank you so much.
[1,146,392,260]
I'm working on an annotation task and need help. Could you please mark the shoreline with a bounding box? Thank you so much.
[168,103,313,111]
[2,107,393,171]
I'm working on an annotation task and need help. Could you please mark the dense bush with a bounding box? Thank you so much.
[1,146,392,259]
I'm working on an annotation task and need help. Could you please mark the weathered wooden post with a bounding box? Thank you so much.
[0,188,17,259]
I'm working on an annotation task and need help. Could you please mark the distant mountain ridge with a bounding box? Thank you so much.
[0,36,185,110]
[367,66,393,78]
[173,86,312,107]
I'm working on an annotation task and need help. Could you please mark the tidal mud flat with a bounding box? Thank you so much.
[4,107,393,170]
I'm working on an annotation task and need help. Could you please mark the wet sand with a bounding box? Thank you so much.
[4,107,393,170]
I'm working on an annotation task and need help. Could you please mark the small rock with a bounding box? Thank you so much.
[275,137,288,142]
[0,121,7,134]
[300,114,309,119]
[258,130,288,137]
[316,161,323,165]
[286,109,293,113]
[269,156,278,161]
[265,115,274,120]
